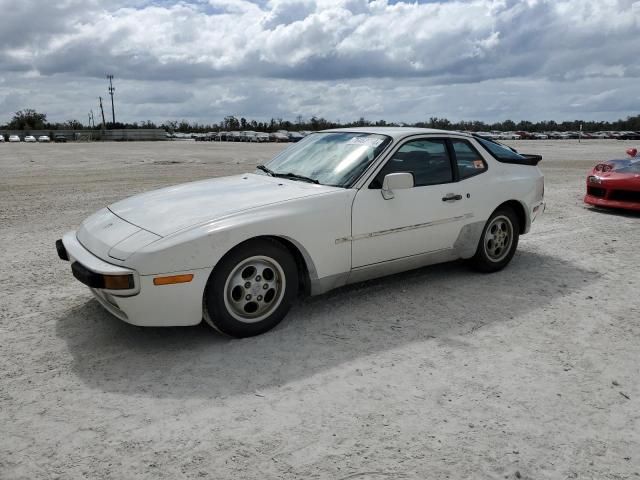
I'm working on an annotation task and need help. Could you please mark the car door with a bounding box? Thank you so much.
[448,137,491,228]
[350,137,468,268]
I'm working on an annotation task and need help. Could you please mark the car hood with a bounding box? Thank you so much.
[109,173,340,237]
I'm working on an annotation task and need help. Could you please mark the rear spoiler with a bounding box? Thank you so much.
[516,154,543,166]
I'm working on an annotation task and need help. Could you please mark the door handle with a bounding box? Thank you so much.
[442,193,462,202]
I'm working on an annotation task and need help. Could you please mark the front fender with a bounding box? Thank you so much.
[126,190,355,283]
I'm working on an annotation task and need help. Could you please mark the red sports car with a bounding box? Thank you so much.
[584,148,640,212]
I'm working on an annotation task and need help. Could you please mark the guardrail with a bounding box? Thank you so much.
[0,129,168,141]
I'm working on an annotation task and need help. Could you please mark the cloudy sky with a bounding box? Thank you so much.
[0,0,638,125]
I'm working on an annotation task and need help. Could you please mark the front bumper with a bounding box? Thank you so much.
[58,231,210,327]
[59,232,140,296]
[584,194,640,212]
[585,181,640,212]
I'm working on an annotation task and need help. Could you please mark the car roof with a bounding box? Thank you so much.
[321,127,470,140]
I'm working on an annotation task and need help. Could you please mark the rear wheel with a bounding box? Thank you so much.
[204,239,298,338]
[470,207,520,273]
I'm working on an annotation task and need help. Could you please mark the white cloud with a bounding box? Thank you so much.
[0,0,638,123]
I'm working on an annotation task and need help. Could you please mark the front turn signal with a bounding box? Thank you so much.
[103,274,135,290]
[153,274,194,286]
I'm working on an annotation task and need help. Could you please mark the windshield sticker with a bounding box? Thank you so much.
[347,137,383,148]
[473,160,484,169]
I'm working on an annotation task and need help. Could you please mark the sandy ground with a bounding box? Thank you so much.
[1,139,639,480]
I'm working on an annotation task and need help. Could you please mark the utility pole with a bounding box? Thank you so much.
[88,110,95,129]
[99,97,106,129]
[107,74,116,126]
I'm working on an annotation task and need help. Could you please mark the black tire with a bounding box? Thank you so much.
[204,239,298,338]
[470,207,520,273]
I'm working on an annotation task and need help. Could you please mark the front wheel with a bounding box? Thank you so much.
[204,239,298,338]
[470,207,520,273]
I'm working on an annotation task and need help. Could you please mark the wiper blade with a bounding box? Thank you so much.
[257,165,319,184]
[274,172,319,184]
[256,164,275,176]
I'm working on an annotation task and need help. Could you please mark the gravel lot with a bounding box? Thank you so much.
[1,139,639,479]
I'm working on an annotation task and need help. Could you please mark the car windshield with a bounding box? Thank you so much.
[262,132,392,187]
[618,160,640,173]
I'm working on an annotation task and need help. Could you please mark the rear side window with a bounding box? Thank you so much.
[451,139,487,179]
[370,138,453,188]
[476,137,526,162]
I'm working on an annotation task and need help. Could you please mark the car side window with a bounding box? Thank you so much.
[451,139,487,180]
[369,138,453,188]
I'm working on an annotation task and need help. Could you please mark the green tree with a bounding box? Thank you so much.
[162,120,178,133]
[8,109,47,129]
[224,116,239,130]
[64,119,83,129]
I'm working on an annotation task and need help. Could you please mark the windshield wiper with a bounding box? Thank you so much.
[256,164,275,176]
[273,172,319,184]
[258,165,319,184]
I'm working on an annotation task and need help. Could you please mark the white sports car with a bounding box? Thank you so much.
[57,128,545,337]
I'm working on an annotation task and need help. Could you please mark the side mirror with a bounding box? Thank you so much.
[381,172,414,200]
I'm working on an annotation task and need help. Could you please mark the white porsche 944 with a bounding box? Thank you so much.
[57,128,545,337]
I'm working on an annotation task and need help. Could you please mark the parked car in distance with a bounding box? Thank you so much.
[618,131,640,140]
[38,135,51,142]
[497,132,521,140]
[513,131,533,139]
[54,134,68,143]
[24,135,37,142]
[532,133,549,140]
[172,133,190,140]
[0,134,4,142]
[288,132,304,142]
[9,135,21,142]
[240,131,258,142]
[57,127,545,338]
[270,132,289,142]
[256,132,270,142]
[591,132,609,139]
[474,131,499,140]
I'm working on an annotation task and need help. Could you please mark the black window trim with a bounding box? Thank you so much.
[447,138,489,181]
[472,135,542,166]
[367,136,456,189]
